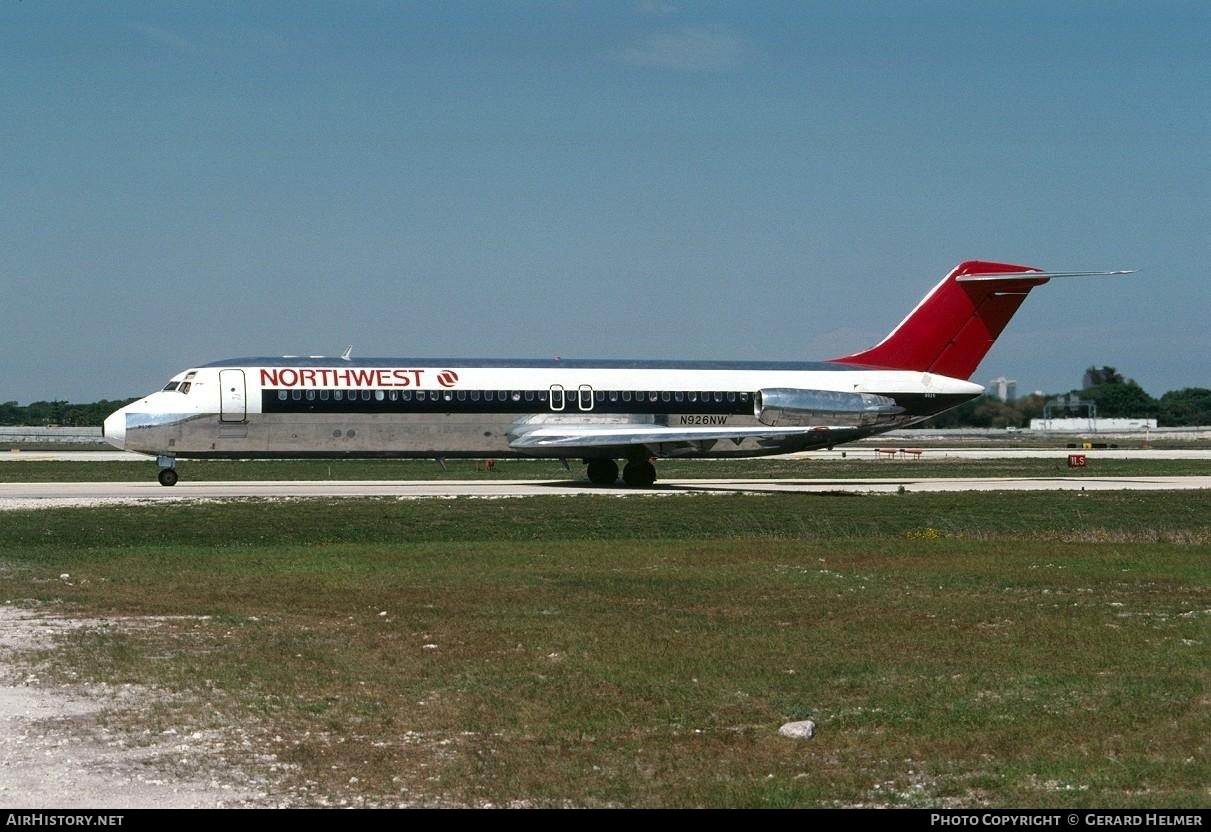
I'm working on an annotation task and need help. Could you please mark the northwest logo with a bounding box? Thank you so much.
[436,370,460,388]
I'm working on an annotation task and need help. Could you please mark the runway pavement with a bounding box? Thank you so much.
[5,448,1211,463]
[3,447,1208,509]
[2,475,1210,509]
[1,451,149,462]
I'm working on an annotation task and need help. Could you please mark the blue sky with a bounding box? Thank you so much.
[2,1,1207,403]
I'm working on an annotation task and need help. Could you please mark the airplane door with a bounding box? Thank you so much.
[550,385,566,411]
[578,385,594,412]
[219,369,246,422]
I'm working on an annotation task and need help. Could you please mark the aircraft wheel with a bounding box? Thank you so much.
[157,468,179,487]
[622,460,657,488]
[586,458,619,485]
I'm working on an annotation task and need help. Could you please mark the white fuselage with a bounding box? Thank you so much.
[103,357,982,461]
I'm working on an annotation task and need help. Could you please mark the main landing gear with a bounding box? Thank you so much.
[584,458,658,488]
[586,459,618,485]
[622,460,657,487]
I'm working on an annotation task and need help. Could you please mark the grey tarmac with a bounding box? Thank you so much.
[1,475,1209,510]
[5,447,1211,463]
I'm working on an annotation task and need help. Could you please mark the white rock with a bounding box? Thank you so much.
[778,720,816,739]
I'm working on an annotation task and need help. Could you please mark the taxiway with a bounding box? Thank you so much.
[2,475,1209,510]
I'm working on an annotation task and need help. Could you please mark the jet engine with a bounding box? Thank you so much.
[754,388,905,428]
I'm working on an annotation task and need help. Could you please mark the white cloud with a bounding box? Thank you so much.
[615,24,746,71]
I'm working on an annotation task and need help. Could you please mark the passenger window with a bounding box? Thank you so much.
[688,392,698,402]
[334,390,343,401]
[648,392,658,402]
[417,391,427,401]
[511,391,521,402]
[306,390,316,401]
[401,391,412,401]
[456,391,466,401]
[714,392,723,402]
[661,391,671,403]
[389,390,398,401]
[622,391,632,402]
[727,392,736,402]
[443,391,453,401]
[471,390,480,402]
[674,391,684,402]
[375,390,385,401]
[361,390,371,401]
[278,391,287,401]
[320,390,330,401]
[292,390,302,401]
[524,391,535,402]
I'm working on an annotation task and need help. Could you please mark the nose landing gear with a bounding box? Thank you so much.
[156,456,178,487]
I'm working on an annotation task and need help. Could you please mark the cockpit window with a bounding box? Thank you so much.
[179,371,197,394]
[162,382,180,392]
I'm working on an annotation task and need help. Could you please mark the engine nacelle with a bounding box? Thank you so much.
[754,388,905,428]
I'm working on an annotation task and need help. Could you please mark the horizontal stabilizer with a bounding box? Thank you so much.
[955,269,1136,282]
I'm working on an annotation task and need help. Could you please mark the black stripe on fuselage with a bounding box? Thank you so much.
[262,389,754,416]
[260,389,974,419]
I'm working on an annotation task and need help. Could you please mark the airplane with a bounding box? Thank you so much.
[102,260,1132,487]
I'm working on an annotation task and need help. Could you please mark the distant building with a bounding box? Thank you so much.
[1030,418,1157,432]
[988,376,1016,403]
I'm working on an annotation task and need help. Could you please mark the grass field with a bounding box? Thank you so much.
[2,492,1210,807]
[0,455,1208,483]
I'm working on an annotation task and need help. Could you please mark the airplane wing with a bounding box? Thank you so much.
[507,388,909,455]
[507,423,830,453]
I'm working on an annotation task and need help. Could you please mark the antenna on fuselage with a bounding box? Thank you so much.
[340,345,353,361]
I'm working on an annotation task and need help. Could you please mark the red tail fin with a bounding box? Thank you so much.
[828,260,1048,380]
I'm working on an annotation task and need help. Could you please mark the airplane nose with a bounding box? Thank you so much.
[102,410,126,450]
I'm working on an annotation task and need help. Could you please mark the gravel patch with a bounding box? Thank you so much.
[0,606,281,808]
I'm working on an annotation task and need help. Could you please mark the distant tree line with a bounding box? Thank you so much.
[0,399,139,427]
[921,367,1211,428]
[918,387,1211,429]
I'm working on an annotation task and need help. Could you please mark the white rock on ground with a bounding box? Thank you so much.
[778,720,816,739]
